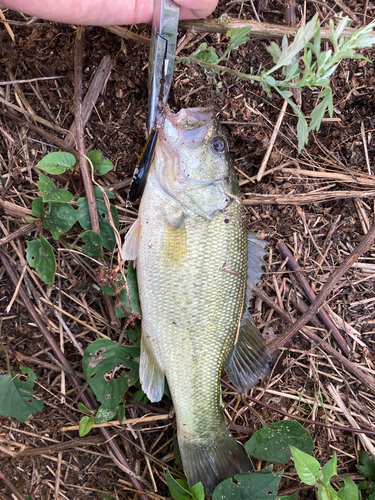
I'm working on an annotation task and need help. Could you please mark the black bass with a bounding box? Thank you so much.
[122,108,270,494]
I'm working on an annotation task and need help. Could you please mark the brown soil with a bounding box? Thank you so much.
[0,1,375,499]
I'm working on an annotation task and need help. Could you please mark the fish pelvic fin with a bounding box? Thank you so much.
[122,218,141,263]
[139,334,165,403]
[178,425,253,495]
[162,218,187,267]
[246,233,268,302]
[224,310,270,393]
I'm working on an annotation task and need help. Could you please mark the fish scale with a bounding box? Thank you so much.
[122,107,270,494]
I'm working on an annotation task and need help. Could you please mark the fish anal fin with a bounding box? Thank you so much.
[122,218,141,263]
[162,217,187,266]
[224,311,270,393]
[139,334,165,403]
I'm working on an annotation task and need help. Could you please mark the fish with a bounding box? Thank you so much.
[122,107,270,494]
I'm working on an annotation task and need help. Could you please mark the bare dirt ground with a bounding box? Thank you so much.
[0,0,375,499]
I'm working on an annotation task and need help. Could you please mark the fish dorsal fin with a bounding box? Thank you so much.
[139,333,165,403]
[224,310,270,393]
[246,233,267,303]
[121,218,141,262]
[162,218,187,267]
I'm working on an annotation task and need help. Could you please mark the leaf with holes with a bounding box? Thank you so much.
[0,367,44,422]
[36,152,76,175]
[82,339,140,411]
[212,469,283,500]
[245,420,314,464]
[77,197,119,252]
[48,202,84,239]
[79,230,103,260]
[26,235,56,285]
[87,150,114,176]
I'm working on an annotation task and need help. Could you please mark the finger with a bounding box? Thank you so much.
[176,0,218,19]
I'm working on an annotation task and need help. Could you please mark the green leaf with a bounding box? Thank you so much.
[24,216,38,223]
[26,235,56,285]
[97,493,115,500]
[212,469,283,500]
[37,172,56,198]
[277,492,299,500]
[77,197,119,252]
[94,186,115,199]
[309,87,333,132]
[80,230,103,260]
[224,26,252,58]
[36,152,76,175]
[37,173,74,203]
[337,476,360,500]
[31,197,44,217]
[357,451,375,479]
[166,470,204,500]
[82,339,140,411]
[78,402,95,414]
[118,403,125,424]
[245,420,314,464]
[0,367,44,422]
[43,189,74,203]
[48,202,84,239]
[79,416,94,437]
[290,445,320,485]
[87,150,114,176]
[95,405,117,423]
[115,266,141,318]
[321,454,337,485]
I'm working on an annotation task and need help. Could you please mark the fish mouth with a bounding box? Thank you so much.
[163,107,216,148]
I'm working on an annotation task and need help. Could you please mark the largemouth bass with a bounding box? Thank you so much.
[122,108,270,494]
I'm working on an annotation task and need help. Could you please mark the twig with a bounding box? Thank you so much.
[252,287,375,393]
[0,223,36,246]
[0,75,65,86]
[0,471,25,500]
[258,100,288,181]
[61,414,170,432]
[64,55,112,149]
[105,25,150,44]
[73,26,100,235]
[179,18,367,40]
[242,190,375,205]
[277,240,351,357]
[5,264,27,313]
[360,120,372,175]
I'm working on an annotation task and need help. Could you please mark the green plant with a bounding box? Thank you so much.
[181,15,375,151]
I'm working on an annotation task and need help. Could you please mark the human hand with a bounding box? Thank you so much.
[0,0,218,25]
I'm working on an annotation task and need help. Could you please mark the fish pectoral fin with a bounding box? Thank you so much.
[162,218,187,266]
[122,218,141,262]
[224,310,270,393]
[246,233,268,303]
[139,335,165,403]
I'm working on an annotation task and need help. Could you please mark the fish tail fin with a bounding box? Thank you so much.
[178,426,252,495]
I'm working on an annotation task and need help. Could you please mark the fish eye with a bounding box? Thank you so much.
[210,136,226,152]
